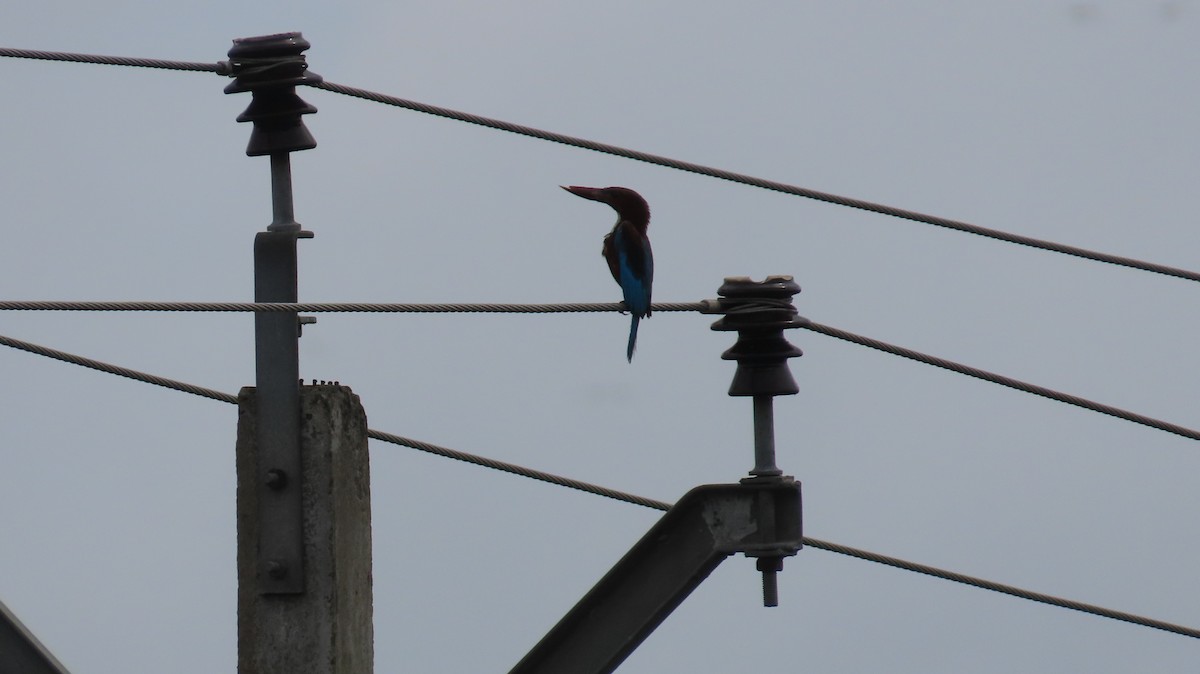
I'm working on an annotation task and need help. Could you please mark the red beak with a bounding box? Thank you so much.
[561,185,607,203]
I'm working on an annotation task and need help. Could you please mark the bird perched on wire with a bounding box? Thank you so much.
[561,185,654,362]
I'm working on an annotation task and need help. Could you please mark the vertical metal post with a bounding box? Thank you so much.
[252,193,305,593]
[226,32,322,595]
[269,153,298,231]
[711,275,806,606]
[751,395,781,477]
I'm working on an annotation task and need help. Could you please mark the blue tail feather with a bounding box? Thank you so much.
[626,314,640,362]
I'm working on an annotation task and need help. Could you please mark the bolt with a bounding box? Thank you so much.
[757,556,783,607]
[265,469,288,490]
[266,560,288,579]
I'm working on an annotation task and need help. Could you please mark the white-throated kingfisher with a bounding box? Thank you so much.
[561,185,654,362]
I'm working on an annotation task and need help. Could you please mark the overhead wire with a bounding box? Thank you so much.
[801,321,1200,442]
[2,45,1199,284]
[1,330,1198,640]
[310,79,1200,285]
[0,46,225,73]
[0,300,706,314]
[5,44,1200,641]
[2,300,1197,443]
[0,333,237,404]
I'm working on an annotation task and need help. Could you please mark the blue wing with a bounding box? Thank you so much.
[612,223,653,361]
[613,222,653,318]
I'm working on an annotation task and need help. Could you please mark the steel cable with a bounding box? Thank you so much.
[801,537,1200,639]
[4,45,1199,283]
[4,46,1198,283]
[0,300,705,314]
[2,330,1198,639]
[5,43,1200,643]
[0,46,224,72]
[366,429,673,511]
[0,333,237,403]
[803,321,1200,441]
[3,300,1196,442]
[312,79,1200,285]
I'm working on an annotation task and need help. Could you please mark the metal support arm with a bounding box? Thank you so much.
[509,478,802,674]
[0,598,71,674]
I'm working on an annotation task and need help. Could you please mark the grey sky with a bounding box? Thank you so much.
[1,2,1197,672]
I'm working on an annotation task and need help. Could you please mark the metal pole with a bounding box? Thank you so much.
[255,151,304,590]
[252,182,305,593]
[751,395,781,477]
[269,153,298,232]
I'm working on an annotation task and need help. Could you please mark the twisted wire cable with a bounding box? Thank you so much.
[0,300,706,313]
[0,333,237,403]
[803,321,1200,441]
[356,431,1200,638]
[803,537,1200,639]
[0,46,225,73]
[366,429,673,511]
[4,41,1199,636]
[3,45,1197,283]
[3,300,1195,442]
[1,330,1196,639]
[312,79,1200,285]
[6,44,1200,640]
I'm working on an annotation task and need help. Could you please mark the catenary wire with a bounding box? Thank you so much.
[0,46,225,72]
[0,333,237,403]
[0,300,705,313]
[801,321,1200,442]
[2,45,1197,285]
[3,300,1197,443]
[3,46,1199,635]
[365,429,673,511]
[5,42,1200,654]
[311,79,1200,285]
[804,538,1200,639]
[2,331,1198,640]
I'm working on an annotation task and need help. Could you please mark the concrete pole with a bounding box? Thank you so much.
[235,384,373,674]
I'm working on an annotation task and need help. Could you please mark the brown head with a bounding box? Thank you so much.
[561,185,651,231]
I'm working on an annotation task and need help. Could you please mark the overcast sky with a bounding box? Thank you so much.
[2,2,1198,672]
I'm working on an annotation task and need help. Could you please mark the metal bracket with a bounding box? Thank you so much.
[509,478,802,674]
[253,230,305,594]
[0,597,71,674]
